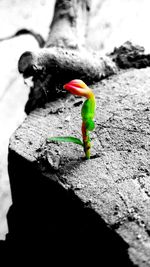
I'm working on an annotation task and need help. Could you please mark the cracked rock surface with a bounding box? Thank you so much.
[9,67,150,266]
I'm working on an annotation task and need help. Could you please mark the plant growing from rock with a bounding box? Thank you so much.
[48,79,96,159]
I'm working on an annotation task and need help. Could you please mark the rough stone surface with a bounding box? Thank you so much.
[9,67,150,266]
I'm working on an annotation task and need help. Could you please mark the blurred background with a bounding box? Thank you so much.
[0,0,150,240]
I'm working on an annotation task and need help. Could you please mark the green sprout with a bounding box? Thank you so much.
[48,79,96,159]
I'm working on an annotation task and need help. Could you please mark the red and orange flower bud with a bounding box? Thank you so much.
[63,79,93,99]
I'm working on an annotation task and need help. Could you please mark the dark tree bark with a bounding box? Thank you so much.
[18,40,150,114]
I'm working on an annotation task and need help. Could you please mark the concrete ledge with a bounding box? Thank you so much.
[8,68,150,265]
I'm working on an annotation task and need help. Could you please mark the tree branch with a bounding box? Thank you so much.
[46,0,91,49]
[18,1,150,114]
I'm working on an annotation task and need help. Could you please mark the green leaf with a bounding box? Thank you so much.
[48,136,83,146]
